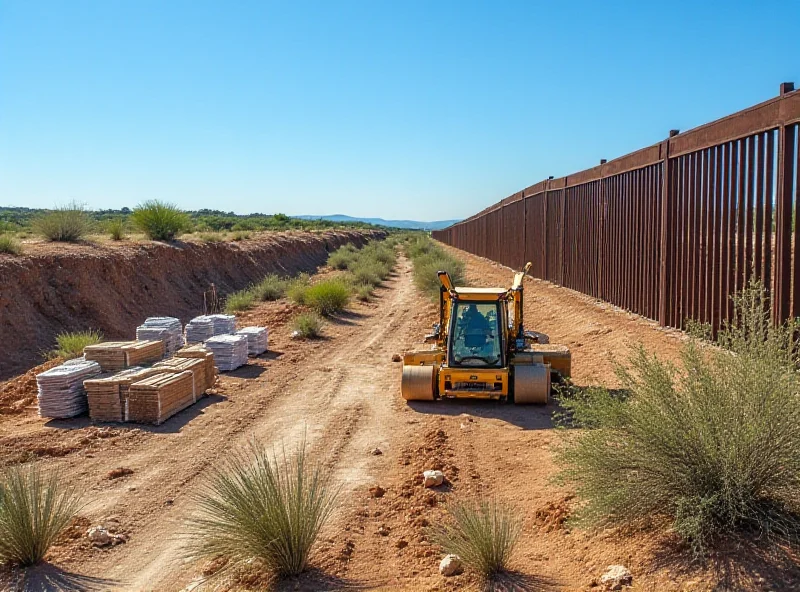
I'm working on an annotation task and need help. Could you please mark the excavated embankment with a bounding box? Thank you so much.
[0,230,382,379]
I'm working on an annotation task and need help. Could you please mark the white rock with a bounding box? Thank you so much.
[86,526,112,546]
[423,470,445,487]
[600,565,632,590]
[439,554,463,576]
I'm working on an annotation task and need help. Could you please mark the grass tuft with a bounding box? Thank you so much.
[556,282,800,556]
[286,274,311,305]
[184,441,338,577]
[430,499,521,578]
[292,313,322,339]
[0,234,22,255]
[131,200,189,241]
[0,464,83,566]
[50,330,103,359]
[303,279,350,316]
[33,201,92,242]
[251,274,287,301]
[225,289,257,314]
[106,218,126,241]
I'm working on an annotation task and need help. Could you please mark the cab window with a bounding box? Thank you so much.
[449,301,502,367]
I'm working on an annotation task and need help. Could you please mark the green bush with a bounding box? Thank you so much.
[106,218,126,241]
[327,244,358,270]
[33,202,92,242]
[556,283,800,556]
[50,330,103,359]
[286,274,311,305]
[184,442,338,577]
[0,234,22,255]
[225,289,257,313]
[430,500,521,578]
[411,251,465,299]
[131,200,189,241]
[293,313,322,338]
[251,274,287,301]
[355,283,373,302]
[350,260,387,288]
[0,464,83,566]
[232,231,251,241]
[304,279,350,316]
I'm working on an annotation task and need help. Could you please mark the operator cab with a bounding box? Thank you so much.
[446,288,508,369]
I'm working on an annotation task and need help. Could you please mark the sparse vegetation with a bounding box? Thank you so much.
[32,201,92,242]
[251,274,287,301]
[184,442,338,577]
[292,313,323,338]
[556,283,800,556]
[131,200,190,241]
[232,231,251,241]
[327,243,358,270]
[199,232,225,243]
[0,234,22,255]
[224,289,257,314]
[286,274,312,305]
[404,235,465,298]
[0,464,83,566]
[430,500,521,578]
[355,282,374,302]
[50,330,103,359]
[303,279,351,316]
[106,218,126,240]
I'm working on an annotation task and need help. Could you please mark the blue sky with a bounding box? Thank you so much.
[1,1,798,221]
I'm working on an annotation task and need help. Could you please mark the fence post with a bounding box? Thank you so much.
[658,130,680,326]
[774,82,796,322]
[598,159,607,300]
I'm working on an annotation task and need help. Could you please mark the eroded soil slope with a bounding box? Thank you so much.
[0,230,380,378]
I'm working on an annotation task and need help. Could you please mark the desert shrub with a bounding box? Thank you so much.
[131,200,189,241]
[430,500,521,577]
[0,464,83,566]
[556,283,800,556]
[303,279,350,316]
[355,283,373,302]
[0,234,22,255]
[293,313,322,338]
[199,232,225,243]
[410,249,465,299]
[184,442,338,577]
[350,260,387,288]
[106,218,126,241]
[232,231,251,241]
[327,244,358,270]
[361,242,396,267]
[286,274,311,305]
[225,289,257,314]
[50,330,103,359]
[33,202,92,242]
[251,274,287,301]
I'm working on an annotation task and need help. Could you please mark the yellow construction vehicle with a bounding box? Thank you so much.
[401,263,571,404]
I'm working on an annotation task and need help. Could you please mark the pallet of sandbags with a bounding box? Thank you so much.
[125,371,196,425]
[185,314,236,344]
[36,360,101,419]
[123,340,165,366]
[175,345,217,389]
[136,317,184,357]
[154,357,208,396]
[204,334,248,372]
[236,327,268,356]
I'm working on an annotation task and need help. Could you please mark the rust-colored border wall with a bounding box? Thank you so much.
[433,85,800,331]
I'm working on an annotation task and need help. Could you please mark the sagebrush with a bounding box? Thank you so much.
[292,313,322,338]
[556,283,800,555]
[184,442,338,577]
[0,464,83,566]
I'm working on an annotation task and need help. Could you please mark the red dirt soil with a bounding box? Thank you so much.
[0,230,381,379]
[0,245,796,591]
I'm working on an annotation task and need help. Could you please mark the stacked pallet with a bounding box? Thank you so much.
[175,345,217,389]
[208,314,236,335]
[85,366,141,422]
[204,334,248,371]
[83,340,164,371]
[236,327,268,356]
[154,357,208,396]
[185,316,215,344]
[36,360,101,418]
[126,371,196,425]
[136,317,184,357]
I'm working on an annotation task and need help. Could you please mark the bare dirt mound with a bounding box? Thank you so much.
[0,230,381,378]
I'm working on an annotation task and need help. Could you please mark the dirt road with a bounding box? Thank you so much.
[2,248,797,591]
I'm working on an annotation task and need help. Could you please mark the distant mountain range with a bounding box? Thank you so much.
[295,214,459,230]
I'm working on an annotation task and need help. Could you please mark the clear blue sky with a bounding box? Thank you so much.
[1,1,798,221]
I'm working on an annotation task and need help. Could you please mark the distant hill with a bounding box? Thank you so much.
[296,214,459,230]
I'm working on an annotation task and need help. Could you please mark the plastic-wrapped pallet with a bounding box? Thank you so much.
[207,314,236,335]
[204,334,248,371]
[36,360,101,418]
[136,317,184,357]
[185,316,215,344]
[236,327,268,356]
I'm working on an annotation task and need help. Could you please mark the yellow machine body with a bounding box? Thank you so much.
[401,262,571,405]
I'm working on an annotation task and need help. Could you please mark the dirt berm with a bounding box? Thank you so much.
[0,230,382,379]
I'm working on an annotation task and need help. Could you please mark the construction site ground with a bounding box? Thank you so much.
[0,245,797,591]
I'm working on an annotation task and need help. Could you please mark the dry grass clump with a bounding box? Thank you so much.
[250,274,287,301]
[106,218,126,241]
[292,313,322,338]
[184,442,338,577]
[286,274,311,305]
[0,234,22,255]
[50,330,103,359]
[430,499,521,577]
[33,202,92,242]
[0,464,83,566]
[131,200,189,241]
[556,283,800,556]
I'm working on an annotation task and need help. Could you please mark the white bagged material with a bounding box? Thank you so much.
[185,314,236,344]
[204,334,248,371]
[136,317,183,357]
[207,314,236,335]
[36,360,101,418]
[236,326,268,356]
